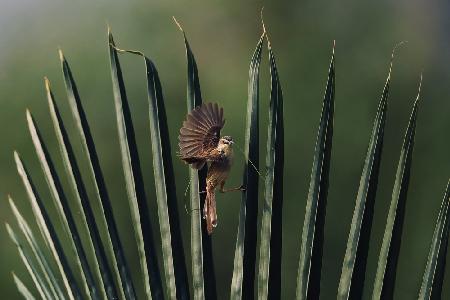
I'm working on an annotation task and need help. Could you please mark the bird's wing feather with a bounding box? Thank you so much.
[204,148,225,162]
[179,102,225,165]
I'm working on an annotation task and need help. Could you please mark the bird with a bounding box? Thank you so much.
[178,102,244,234]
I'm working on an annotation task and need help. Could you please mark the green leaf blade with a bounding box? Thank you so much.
[14,152,82,300]
[296,46,335,300]
[6,223,52,300]
[108,31,163,299]
[45,79,117,300]
[13,273,36,300]
[231,33,264,300]
[258,40,284,300]
[177,22,217,300]
[372,78,422,299]
[59,50,136,300]
[337,68,389,299]
[419,180,450,299]
[144,57,190,299]
[9,196,64,300]
[26,110,98,300]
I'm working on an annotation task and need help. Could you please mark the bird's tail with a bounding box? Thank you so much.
[203,184,217,235]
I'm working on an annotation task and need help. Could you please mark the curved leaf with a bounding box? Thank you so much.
[258,38,284,300]
[296,44,335,300]
[109,31,163,299]
[59,50,136,299]
[9,197,64,300]
[337,62,390,299]
[26,110,98,300]
[419,180,450,299]
[231,32,264,300]
[372,76,422,299]
[145,57,190,299]
[175,19,217,300]
[45,78,117,300]
[14,152,82,300]
[6,223,51,300]
[13,273,36,300]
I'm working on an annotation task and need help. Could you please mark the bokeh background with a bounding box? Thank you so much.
[0,0,449,299]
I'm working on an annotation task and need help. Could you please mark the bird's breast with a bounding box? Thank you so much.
[207,159,231,187]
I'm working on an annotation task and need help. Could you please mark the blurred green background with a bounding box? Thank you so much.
[0,0,449,299]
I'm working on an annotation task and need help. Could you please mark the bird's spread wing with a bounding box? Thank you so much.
[179,102,225,168]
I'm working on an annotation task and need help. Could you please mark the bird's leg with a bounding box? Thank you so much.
[219,181,246,193]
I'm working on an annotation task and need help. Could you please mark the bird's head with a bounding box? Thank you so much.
[218,136,234,157]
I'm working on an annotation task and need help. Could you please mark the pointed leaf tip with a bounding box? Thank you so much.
[58,49,64,62]
[25,109,32,123]
[260,7,266,34]
[337,69,388,298]
[172,16,183,32]
[108,28,114,43]
[5,223,17,244]
[372,82,420,298]
[416,73,423,101]
[260,9,272,49]
[44,77,50,91]
[296,44,334,299]
[388,41,407,79]
[13,150,20,162]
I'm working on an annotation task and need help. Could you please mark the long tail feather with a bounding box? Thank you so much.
[204,186,217,235]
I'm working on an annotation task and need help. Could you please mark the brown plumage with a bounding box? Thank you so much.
[179,102,225,168]
[179,102,243,234]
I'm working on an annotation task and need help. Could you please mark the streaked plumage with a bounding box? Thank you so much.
[179,102,225,170]
[179,103,238,234]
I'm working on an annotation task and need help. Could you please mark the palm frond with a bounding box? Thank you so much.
[296,43,335,300]
[59,49,136,299]
[145,56,190,298]
[175,18,217,299]
[372,76,422,299]
[258,36,285,300]
[6,223,51,299]
[9,196,64,299]
[26,110,98,300]
[13,273,36,300]
[231,32,264,300]
[14,152,82,300]
[46,78,116,300]
[108,31,163,299]
[419,180,450,299]
[337,55,391,299]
